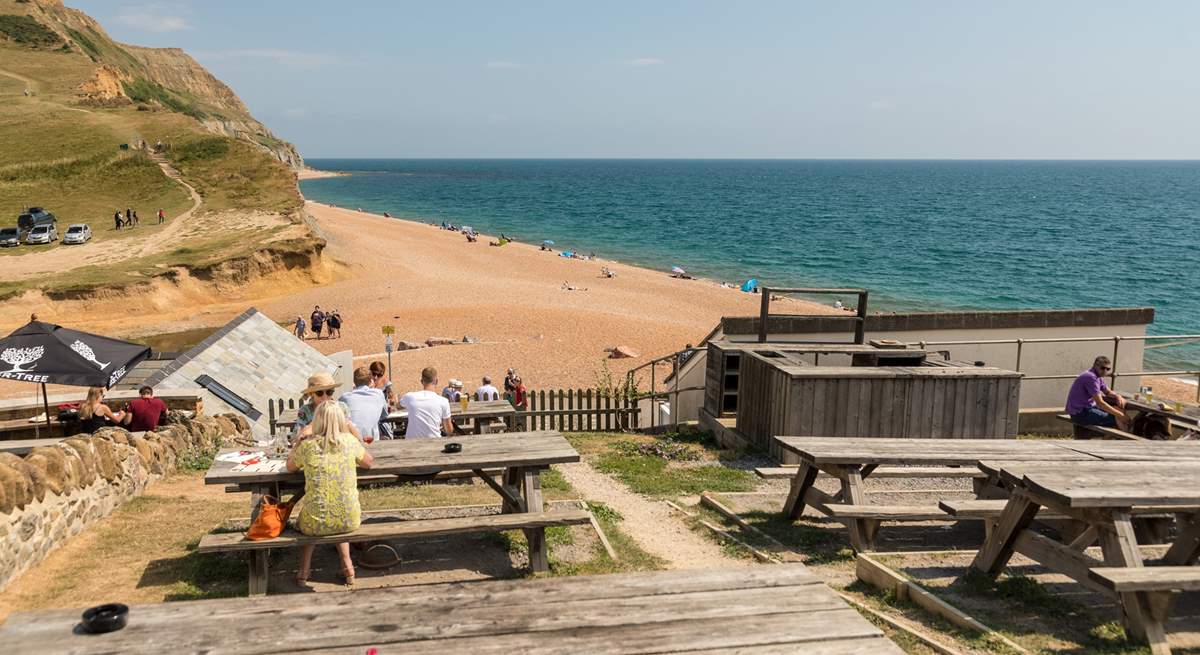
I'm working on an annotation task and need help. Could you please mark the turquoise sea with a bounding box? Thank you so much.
[301,159,1200,369]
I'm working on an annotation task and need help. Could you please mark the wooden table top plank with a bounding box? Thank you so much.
[774,436,1096,466]
[0,565,901,655]
[204,431,579,485]
[1053,440,1200,461]
[981,460,1200,508]
[275,399,515,428]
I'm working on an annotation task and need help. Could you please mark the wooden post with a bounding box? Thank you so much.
[855,290,869,344]
[522,469,548,572]
[758,287,771,343]
[567,389,575,431]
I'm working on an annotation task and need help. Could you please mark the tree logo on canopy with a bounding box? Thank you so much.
[70,340,110,370]
[0,346,43,373]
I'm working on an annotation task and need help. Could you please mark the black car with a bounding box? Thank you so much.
[0,227,18,247]
[17,207,56,233]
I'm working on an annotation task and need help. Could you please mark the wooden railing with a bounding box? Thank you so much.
[522,389,640,432]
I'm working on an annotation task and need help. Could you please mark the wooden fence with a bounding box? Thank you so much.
[521,389,640,432]
[268,390,641,436]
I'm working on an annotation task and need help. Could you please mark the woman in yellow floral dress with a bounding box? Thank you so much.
[286,398,373,585]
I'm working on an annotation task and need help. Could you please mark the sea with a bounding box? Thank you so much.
[301,159,1200,370]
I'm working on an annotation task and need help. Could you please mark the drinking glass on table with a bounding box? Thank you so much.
[363,432,374,445]
[460,394,469,413]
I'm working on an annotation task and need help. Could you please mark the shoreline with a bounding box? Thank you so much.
[296,167,347,180]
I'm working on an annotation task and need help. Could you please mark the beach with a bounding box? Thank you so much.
[0,201,832,398]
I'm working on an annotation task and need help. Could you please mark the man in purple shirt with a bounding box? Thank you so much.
[1065,355,1128,430]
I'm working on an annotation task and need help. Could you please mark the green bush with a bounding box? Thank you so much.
[122,78,207,120]
[0,15,62,48]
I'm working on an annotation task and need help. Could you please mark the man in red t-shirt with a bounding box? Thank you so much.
[126,386,168,432]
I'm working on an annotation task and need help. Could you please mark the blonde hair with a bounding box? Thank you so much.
[309,401,352,451]
[79,387,103,420]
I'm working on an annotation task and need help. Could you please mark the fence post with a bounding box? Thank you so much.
[650,365,656,431]
[1014,339,1024,373]
[268,402,276,438]
[585,389,593,431]
[1111,336,1121,388]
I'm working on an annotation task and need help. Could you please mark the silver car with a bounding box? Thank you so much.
[24,224,57,244]
[63,224,92,244]
[0,227,18,247]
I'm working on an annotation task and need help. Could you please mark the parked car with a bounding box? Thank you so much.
[62,224,92,244]
[17,207,56,233]
[0,227,19,247]
[24,224,57,244]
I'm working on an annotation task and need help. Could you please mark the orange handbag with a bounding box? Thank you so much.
[246,492,304,540]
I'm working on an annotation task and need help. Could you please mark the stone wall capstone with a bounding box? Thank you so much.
[0,413,248,593]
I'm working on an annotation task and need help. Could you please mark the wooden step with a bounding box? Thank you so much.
[198,509,592,553]
[1089,566,1200,593]
[824,504,952,521]
[755,466,985,480]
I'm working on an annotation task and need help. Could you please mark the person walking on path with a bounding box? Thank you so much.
[399,367,453,438]
[288,401,373,586]
[327,309,342,339]
[125,208,132,226]
[310,306,325,340]
[132,209,139,226]
[113,210,123,230]
[294,315,306,340]
[1066,355,1129,430]
[157,208,165,224]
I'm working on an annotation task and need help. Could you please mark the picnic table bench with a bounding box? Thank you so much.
[273,398,516,435]
[774,436,1100,551]
[0,564,902,654]
[970,459,1200,654]
[201,431,584,595]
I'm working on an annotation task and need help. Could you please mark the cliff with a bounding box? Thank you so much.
[15,0,302,168]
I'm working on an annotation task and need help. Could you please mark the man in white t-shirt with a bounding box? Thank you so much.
[475,376,500,401]
[400,366,453,438]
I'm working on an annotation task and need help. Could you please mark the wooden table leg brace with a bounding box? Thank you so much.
[492,467,550,572]
[246,482,277,597]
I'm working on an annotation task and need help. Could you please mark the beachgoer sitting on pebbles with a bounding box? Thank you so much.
[601,266,615,278]
[562,281,587,291]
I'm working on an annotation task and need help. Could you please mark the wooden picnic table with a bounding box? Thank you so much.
[971,459,1200,654]
[0,564,903,654]
[273,398,516,435]
[775,436,1200,551]
[1117,392,1200,438]
[203,431,578,593]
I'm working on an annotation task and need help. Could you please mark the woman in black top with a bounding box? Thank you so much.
[79,387,126,433]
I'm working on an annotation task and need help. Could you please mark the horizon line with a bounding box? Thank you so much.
[302,156,1200,162]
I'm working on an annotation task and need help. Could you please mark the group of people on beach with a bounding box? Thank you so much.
[295,306,343,340]
[113,207,166,230]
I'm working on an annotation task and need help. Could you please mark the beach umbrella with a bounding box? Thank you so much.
[0,321,151,429]
[671,266,686,275]
[741,278,759,292]
[542,240,555,246]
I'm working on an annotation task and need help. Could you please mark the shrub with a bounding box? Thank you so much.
[0,15,62,48]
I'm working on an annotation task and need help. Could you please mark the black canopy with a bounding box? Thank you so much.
[0,321,151,389]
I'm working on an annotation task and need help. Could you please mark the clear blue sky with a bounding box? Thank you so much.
[72,1,1200,158]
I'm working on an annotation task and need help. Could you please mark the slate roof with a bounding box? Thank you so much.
[144,308,337,437]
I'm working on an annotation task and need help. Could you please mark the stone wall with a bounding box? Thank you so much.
[0,413,250,592]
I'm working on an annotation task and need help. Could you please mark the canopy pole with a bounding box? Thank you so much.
[42,382,52,434]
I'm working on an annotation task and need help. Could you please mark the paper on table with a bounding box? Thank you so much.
[216,450,265,465]
[231,459,286,473]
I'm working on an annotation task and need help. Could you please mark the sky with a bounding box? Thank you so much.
[70,1,1200,159]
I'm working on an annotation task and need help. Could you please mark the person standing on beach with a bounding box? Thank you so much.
[504,368,517,402]
[294,315,306,340]
[310,306,325,340]
[399,367,453,438]
[157,208,165,224]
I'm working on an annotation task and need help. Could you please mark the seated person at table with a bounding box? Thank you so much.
[125,385,168,432]
[400,367,453,438]
[369,360,395,409]
[475,376,500,401]
[340,366,388,441]
[1066,355,1129,430]
[79,387,126,433]
[287,401,374,586]
[295,371,360,441]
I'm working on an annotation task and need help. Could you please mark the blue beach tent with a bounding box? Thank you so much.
[741,278,759,292]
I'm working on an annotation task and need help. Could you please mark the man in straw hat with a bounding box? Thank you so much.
[295,371,361,440]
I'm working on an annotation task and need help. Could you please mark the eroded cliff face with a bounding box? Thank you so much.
[23,0,303,168]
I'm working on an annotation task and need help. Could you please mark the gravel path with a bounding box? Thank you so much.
[557,461,748,570]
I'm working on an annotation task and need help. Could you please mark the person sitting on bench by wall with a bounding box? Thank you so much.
[1066,355,1129,431]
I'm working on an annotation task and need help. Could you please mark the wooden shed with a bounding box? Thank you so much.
[705,342,1021,454]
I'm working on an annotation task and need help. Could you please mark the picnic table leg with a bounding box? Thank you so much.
[970,493,1040,576]
[840,466,875,552]
[1162,510,1200,566]
[1098,511,1169,653]
[782,462,818,520]
[247,483,273,596]
[520,468,549,573]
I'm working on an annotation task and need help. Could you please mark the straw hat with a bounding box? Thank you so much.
[303,371,338,395]
[449,379,463,389]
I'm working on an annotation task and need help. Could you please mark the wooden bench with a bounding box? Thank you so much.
[825,504,953,522]
[756,465,985,480]
[1055,413,1147,441]
[199,508,592,594]
[0,564,905,654]
[1089,567,1200,655]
